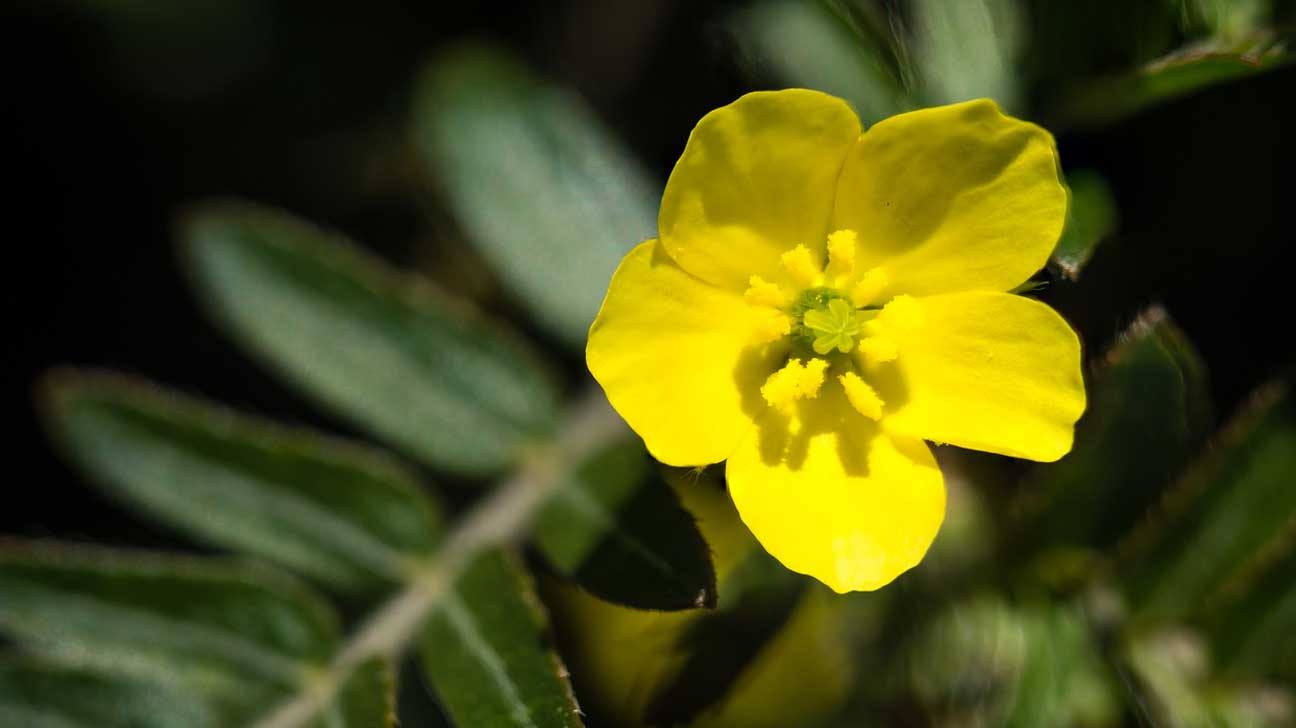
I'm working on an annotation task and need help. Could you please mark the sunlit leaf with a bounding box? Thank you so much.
[184,201,558,476]
[534,438,716,611]
[1051,169,1118,281]
[0,542,337,723]
[0,657,215,728]
[42,371,442,593]
[413,44,658,348]
[728,1,910,125]
[420,549,584,728]
[910,0,1024,110]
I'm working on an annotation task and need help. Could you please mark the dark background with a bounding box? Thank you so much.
[4,0,1294,546]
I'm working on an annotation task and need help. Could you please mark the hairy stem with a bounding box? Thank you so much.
[252,386,626,728]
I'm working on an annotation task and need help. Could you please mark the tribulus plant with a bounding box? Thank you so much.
[5,2,1294,727]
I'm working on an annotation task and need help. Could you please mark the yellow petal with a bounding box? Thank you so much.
[659,89,862,292]
[873,291,1086,461]
[726,392,945,593]
[587,240,779,467]
[832,99,1066,297]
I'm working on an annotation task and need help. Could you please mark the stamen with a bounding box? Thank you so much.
[851,267,889,307]
[797,358,829,398]
[781,244,823,289]
[761,360,806,410]
[744,275,789,309]
[761,358,828,412]
[825,230,857,282]
[876,294,924,331]
[858,336,898,365]
[753,312,792,343]
[839,372,884,420]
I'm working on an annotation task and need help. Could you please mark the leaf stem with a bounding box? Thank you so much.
[251,387,626,728]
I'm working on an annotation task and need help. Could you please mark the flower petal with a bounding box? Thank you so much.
[873,291,1086,461]
[832,99,1066,297]
[726,392,945,593]
[587,239,781,467]
[659,89,862,292]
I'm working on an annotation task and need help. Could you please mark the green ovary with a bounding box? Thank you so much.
[799,296,863,355]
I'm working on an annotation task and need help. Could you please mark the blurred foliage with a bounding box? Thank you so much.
[5,0,1295,726]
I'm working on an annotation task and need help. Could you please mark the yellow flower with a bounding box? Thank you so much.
[586,90,1086,593]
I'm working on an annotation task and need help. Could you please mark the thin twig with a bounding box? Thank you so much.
[252,387,625,728]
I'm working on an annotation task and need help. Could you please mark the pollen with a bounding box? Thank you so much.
[761,358,828,411]
[753,311,792,343]
[781,244,823,289]
[877,294,924,331]
[839,372,884,420]
[745,275,789,309]
[858,336,898,365]
[797,358,829,398]
[825,229,857,282]
[851,267,889,307]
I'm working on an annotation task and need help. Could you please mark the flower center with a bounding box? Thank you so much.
[796,290,862,355]
[741,229,923,421]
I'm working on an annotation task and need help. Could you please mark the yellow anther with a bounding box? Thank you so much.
[762,359,806,411]
[761,358,829,412]
[839,372,884,420]
[744,275,789,309]
[851,267,889,307]
[781,244,823,289]
[753,312,792,343]
[797,358,829,398]
[825,230,857,282]
[858,336,898,365]
[877,294,924,331]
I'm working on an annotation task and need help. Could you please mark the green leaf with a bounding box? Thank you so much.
[1116,629,1288,728]
[910,0,1025,111]
[1051,169,1118,281]
[1121,629,1219,728]
[728,1,911,125]
[904,598,1120,727]
[534,438,716,611]
[330,658,398,728]
[42,371,443,593]
[183,200,558,476]
[1009,308,1211,561]
[0,658,215,728]
[1002,602,1120,728]
[412,44,658,348]
[0,541,338,723]
[1053,31,1291,128]
[905,594,1028,725]
[1209,547,1296,682]
[420,549,584,728]
[1123,382,1296,632]
[1182,0,1271,39]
